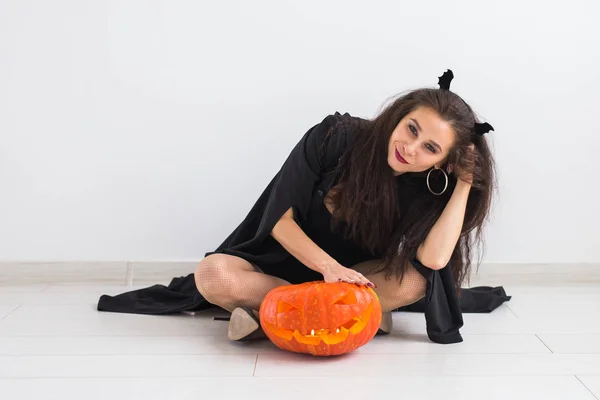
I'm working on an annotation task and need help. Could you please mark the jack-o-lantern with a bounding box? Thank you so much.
[259,281,382,356]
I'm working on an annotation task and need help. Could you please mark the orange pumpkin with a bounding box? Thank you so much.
[259,281,382,356]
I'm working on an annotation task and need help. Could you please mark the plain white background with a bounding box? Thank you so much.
[1,0,599,264]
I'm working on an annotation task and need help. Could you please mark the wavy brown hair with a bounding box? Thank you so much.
[327,88,497,288]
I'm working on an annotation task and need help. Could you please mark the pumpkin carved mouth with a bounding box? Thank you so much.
[262,288,374,345]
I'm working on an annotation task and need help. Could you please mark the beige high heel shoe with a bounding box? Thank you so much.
[376,311,393,335]
[227,307,266,341]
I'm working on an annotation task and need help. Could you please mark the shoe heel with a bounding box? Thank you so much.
[376,311,393,335]
[227,307,265,341]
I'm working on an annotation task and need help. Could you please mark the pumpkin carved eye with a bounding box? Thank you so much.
[277,301,300,313]
[259,281,382,356]
[333,290,358,306]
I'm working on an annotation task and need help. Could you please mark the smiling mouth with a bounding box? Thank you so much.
[395,148,409,164]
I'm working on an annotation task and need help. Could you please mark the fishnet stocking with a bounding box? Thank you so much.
[195,255,425,315]
[194,254,290,312]
[351,260,427,312]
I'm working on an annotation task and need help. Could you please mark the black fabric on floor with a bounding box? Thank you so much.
[98,272,510,316]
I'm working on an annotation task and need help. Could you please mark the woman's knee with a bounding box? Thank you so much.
[389,266,427,305]
[194,254,250,303]
[360,262,427,311]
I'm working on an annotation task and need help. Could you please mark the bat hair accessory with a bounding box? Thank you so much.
[437,69,494,136]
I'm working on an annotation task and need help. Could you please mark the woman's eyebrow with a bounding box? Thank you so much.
[410,118,423,132]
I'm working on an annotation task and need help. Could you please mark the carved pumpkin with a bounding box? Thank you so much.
[259,281,382,356]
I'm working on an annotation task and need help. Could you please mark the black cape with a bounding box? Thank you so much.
[98,112,510,344]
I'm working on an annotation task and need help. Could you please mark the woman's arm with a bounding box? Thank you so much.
[270,207,337,274]
[416,180,472,270]
[270,207,374,286]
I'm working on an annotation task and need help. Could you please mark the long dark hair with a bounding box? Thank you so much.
[328,88,497,288]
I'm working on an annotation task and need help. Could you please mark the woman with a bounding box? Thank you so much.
[194,69,497,341]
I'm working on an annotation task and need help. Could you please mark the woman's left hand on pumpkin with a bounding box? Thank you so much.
[322,262,375,288]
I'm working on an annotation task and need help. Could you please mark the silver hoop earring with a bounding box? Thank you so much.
[427,167,448,196]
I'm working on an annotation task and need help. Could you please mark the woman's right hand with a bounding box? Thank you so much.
[321,262,376,288]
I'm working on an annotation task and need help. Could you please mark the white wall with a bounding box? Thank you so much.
[1,0,598,263]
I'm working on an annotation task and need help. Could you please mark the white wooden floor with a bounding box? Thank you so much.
[1,283,600,400]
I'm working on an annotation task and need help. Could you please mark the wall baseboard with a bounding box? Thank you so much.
[1,261,599,286]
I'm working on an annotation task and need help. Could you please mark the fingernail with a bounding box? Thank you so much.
[367,283,374,288]
[337,278,342,282]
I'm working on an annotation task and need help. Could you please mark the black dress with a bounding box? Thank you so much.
[97,112,510,344]
[240,182,379,285]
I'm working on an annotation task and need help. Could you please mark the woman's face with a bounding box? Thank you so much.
[387,106,456,176]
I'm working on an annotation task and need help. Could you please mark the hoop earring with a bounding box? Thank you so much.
[427,167,448,196]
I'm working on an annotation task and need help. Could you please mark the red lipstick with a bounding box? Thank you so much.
[395,149,408,164]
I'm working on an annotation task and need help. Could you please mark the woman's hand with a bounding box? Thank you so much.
[450,144,475,185]
[321,262,376,288]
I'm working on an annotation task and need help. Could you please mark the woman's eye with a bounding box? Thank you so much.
[409,125,418,136]
[426,144,436,153]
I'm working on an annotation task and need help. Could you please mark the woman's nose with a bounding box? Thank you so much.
[404,142,417,156]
